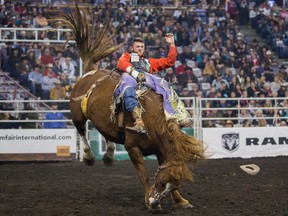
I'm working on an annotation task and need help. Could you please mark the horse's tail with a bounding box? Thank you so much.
[167,121,206,181]
[50,4,125,72]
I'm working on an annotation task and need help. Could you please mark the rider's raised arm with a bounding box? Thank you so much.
[149,46,177,73]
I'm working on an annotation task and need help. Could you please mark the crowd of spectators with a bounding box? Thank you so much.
[1,0,288,128]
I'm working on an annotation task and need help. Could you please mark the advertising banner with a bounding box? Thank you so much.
[0,129,77,161]
[203,127,288,158]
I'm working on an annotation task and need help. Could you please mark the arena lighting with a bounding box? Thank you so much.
[240,164,260,175]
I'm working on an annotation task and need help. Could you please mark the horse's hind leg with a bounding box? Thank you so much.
[171,190,193,209]
[102,139,115,167]
[73,118,95,166]
[80,130,95,166]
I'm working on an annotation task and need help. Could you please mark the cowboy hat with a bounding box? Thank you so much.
[240,164,260,175]
[53,79,61,84]
[46,63,53,68]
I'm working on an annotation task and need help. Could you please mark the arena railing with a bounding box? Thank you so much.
[198,97,288,140]
[0,99,71,128]
[0,27,73,43]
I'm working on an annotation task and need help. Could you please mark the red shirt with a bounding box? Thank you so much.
[117,46,177,74]
[227,2,237,15]
[40,55,55,65]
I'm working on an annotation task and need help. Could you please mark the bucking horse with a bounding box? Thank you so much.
[51,4,205,212]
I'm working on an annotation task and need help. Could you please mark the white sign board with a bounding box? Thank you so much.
[0,129,77,160]
[203,127,288,159]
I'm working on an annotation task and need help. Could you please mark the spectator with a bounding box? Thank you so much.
[252,109,267,127]
[225,120,234,127]
[0,112,19,129]
[260,82,272,97]
[17,56,31,87]
[238,108,253,125]
[247,81,260,97]
[53,57,63,74]
[61,57,75,79]
[40,48,55,66]
[28,64,43,97]
[263,50,275,67]
[202,59,216,82]
[277,83,287,98]
[223,67,233,83]
[43,63,57,77]
[220,81,230,98]
[7,48,21,78]
[212,73,227,91]
[63,44,78,62]
[262,99,274,126]
[264,66,274,82]
[223,106,237,124]
[243,119,252,127]
[59,72,70,88]
[41,70,57,100]
[19,98,38,129]
[26,49,37,69]
[31,43,42,59]
[44,103,66,129]
[35,11,48,28]
[278,65,287,82]
[49,79,66,100]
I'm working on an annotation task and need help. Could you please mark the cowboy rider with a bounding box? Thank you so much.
[117,33,177,134]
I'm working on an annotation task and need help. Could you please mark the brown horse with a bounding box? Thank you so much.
[52,5,205,211]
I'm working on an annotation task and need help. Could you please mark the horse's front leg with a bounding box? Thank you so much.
[171,190,194,209]
[102,139,115,167]
[126,147,151,208]
[155,155,192,210]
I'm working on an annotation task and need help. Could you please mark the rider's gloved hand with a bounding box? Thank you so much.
[127,66,146,82]
[136,72,146,82]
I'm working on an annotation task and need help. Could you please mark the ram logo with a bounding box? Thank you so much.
[222,133,240,152]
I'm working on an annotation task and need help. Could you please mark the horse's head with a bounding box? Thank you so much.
[148,162,190,208]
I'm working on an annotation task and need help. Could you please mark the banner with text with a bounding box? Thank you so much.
[0,129,77,161]
[203,127,288,159]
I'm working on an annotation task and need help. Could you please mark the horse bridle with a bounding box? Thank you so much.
[148,162,180,206]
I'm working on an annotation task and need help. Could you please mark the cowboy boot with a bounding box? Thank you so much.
[126,106,147,134]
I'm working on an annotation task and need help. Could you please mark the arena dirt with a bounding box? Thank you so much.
[0,157,287,216]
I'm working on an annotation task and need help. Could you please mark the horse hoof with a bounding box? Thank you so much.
[102,153,114,167]
[83,156,95,166]
[177,202,194,209]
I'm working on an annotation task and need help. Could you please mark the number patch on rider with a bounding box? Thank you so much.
[131,53,140,62]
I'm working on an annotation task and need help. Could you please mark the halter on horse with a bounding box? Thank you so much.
[51,4,205,211]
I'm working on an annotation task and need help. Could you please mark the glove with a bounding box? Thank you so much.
[136,72,146,82]
[130,68,145,82]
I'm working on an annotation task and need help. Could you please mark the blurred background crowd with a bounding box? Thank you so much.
[1,0,288,128]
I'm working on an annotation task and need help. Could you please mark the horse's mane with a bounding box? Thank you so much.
[50,4,125,72]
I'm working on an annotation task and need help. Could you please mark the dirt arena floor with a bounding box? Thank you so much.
[0,156,287,216]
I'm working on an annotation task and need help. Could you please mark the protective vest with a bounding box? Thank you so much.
[130,52,150,73]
